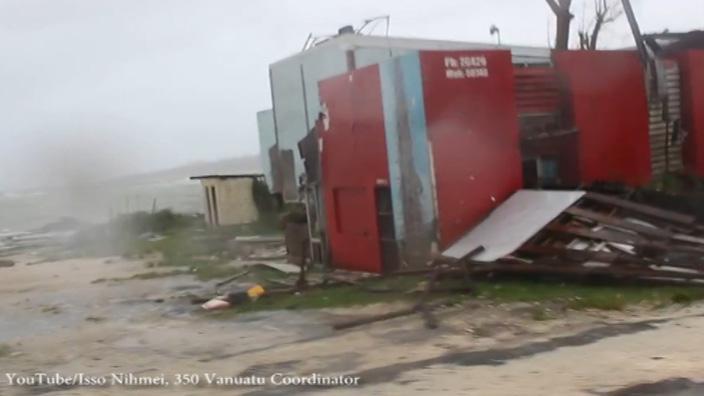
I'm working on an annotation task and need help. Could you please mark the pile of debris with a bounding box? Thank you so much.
[444,190,704,286]
[197,189,704,330]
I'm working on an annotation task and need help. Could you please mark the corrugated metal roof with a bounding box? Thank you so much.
[190,173,264,180]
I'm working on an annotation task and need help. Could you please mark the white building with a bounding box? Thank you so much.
[190,174,264,226]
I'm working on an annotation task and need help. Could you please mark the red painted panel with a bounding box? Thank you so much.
[554,51,652,186]
[319,65,388,273]
[678,50,704,177]
[419,50,523,247]
[333,187,368,234]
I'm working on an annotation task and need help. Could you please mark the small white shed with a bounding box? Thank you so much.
[190,174,264,226]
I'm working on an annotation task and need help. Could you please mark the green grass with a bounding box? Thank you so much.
[206,277,704,318]
[84,218,287,284]
[130,230,225,265]
[473,280,704,311]
[123,213,286,282]
[70,209,282,259]
[213,215,282,237]
[233,285,403,313]
[209,276,470,317]
[648,172,704,193]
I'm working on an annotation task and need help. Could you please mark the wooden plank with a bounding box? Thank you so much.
[673,234,704,246]
[583,192,696,225]
[565,207,673,239]
[546,223,644,245]
[547,223,704,255]
[333,306,419,330]
[467,261,704,282]
[518,244,628,264]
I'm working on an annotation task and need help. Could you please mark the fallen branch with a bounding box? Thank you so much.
[332,300,450,331]
[214,270,250,289]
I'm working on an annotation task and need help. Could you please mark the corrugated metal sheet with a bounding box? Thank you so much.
[679,50,704,176]
[554,51,652,186]
[514,67,561,115]
[442,190,585,262]
[649,61,684,176]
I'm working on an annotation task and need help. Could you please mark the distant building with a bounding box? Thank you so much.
[190,174,264,226]
[258,30,551,201]
[256,109,276,191]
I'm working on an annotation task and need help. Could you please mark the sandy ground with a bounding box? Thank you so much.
[1,254,704,395]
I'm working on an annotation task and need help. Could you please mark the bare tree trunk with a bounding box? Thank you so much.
[589,15,604,49]
[578,0,623,50]
[546,0,573,50]
[578,32,589,49]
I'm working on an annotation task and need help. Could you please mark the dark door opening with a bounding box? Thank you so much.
[375,186,399,273]
[210,186,219,226]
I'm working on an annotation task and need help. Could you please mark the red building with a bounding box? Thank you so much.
[313,46,703,274]
[679,50,704,177]
[518,51,654,188]
[554,51,653,186]
[318,50,523,273]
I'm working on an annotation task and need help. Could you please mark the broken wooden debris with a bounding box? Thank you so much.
[583,192,697,225]
[332,306,420,330]
[459,191,704,286]
[197,192,704,319]
[234,235,285,244]
[255,262,301,274]
[332,247,483,331]
[214,270,250,289]
[332,300,451,331]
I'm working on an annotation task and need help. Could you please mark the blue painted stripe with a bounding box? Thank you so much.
[380,58,405,239]
[379,52,435,242]
[399,54,435,227]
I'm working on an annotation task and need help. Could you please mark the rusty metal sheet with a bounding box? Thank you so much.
[441,190,585,261]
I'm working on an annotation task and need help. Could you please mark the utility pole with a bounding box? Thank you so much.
[621,0,648,64]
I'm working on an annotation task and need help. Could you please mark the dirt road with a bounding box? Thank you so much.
[1,254,704,395]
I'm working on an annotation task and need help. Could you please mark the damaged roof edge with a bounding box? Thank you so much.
[190,173,264,180]
[270,34,551,67]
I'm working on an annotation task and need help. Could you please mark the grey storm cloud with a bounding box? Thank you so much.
[0,0,701,191]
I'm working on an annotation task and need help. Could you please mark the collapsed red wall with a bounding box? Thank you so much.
[678,50,704,177]
[319,65,389,273]
[419,51,523,246]
[554,51,652,186]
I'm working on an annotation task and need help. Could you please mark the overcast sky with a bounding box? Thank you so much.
[0,0,701,191]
